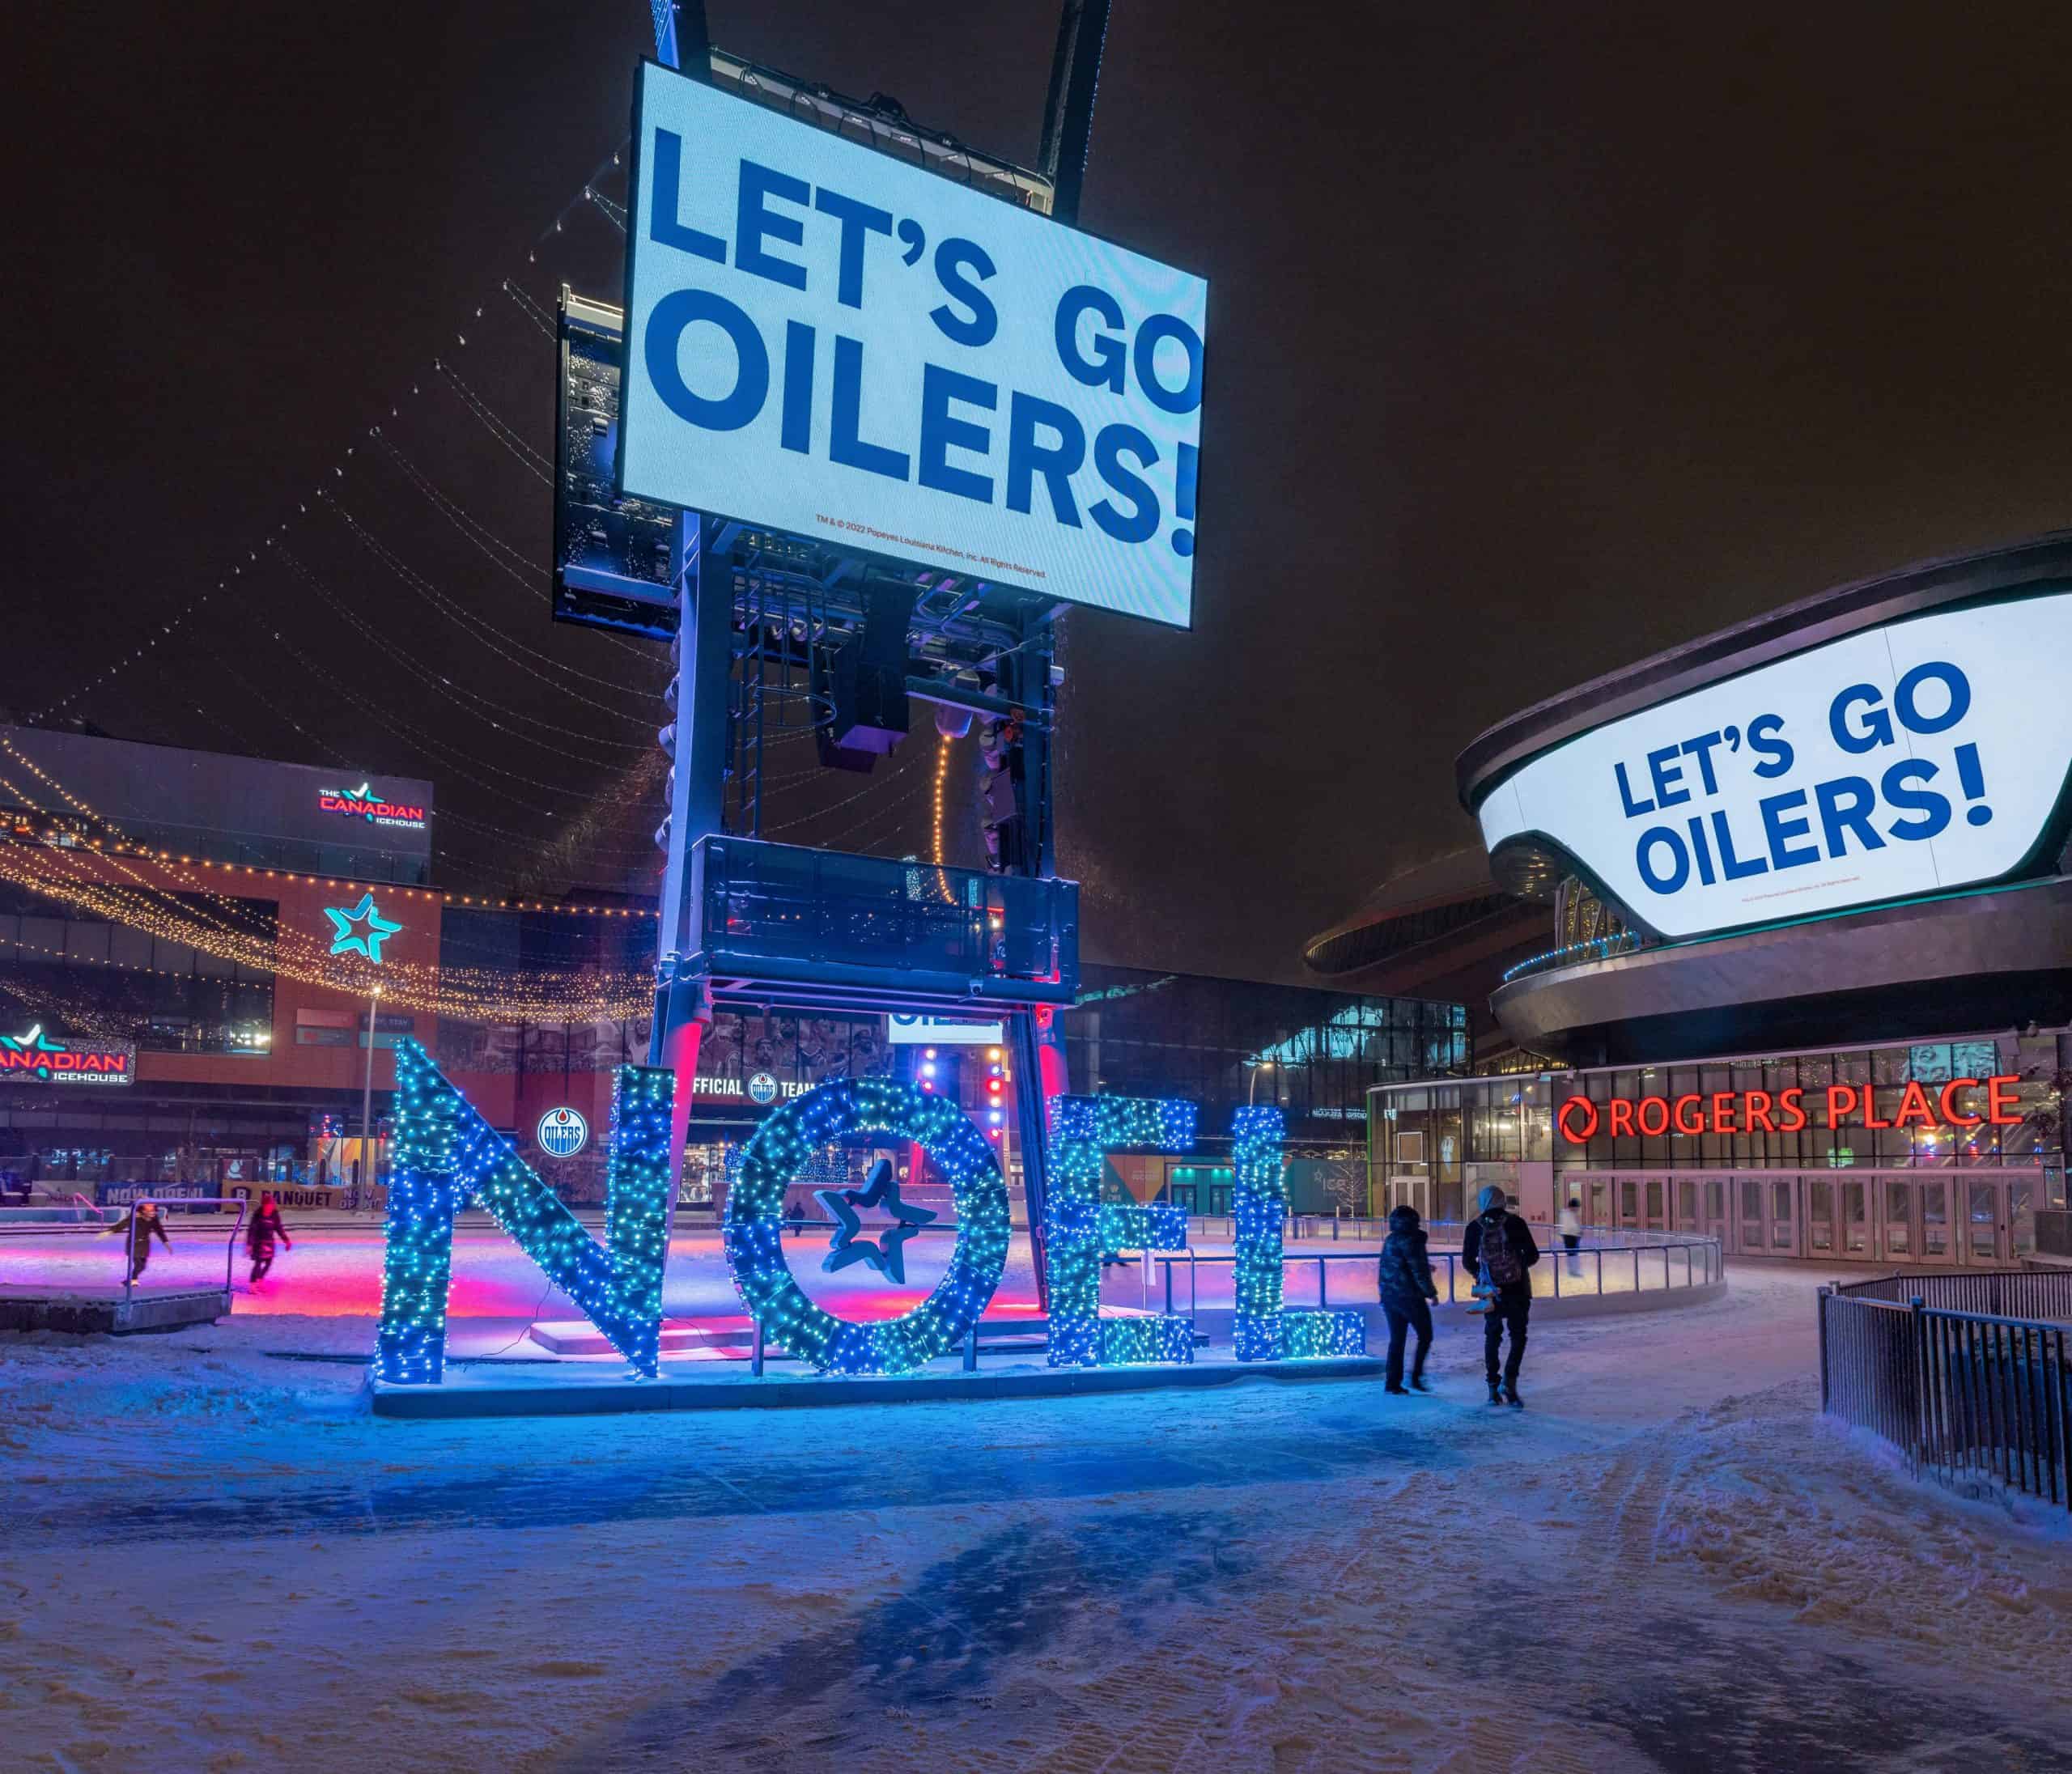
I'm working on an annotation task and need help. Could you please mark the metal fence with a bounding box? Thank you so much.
[1829,1270,2072,1320]
[1819,1270,2072,1510]
[1132,1235,1722,1316]
[0,1198,246,1299]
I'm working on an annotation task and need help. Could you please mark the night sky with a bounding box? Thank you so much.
[13,2,2072,984]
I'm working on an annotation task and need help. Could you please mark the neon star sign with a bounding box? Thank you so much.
[326,892,402,964]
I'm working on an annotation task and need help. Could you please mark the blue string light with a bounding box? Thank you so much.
[1232,1104,1365,1360]
[1098,1202,1190,1252]
[724,1076,1008,1376]
[1501,929,1641,983]
[374,1040,675,1384]
[1046,1093,1199,1368]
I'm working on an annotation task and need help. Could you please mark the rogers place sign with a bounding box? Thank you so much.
[1556,1075,2023,1143]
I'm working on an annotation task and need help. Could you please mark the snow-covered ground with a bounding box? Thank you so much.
[6,1261,2070,1772]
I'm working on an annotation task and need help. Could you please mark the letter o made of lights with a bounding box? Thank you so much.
[722,1076,1010,1376]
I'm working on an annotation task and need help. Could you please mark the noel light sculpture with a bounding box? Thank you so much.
[1046,1094,1201,1367]
[375,1040,674,1384]
[1231,1104,1366,1360]
[724,1076,1009,1376]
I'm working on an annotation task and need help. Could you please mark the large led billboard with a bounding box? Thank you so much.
[618,60,1207,629]
[1475,590,2072,940]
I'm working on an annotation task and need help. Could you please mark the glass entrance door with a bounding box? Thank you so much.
[1806,1179,1836,1255]
[1838,1180,1869,1258]
[1964,1180,2002,1264]
[1882,1178,1913,1262]
[1919,1180,1951,1263]
[2010,1180,2037,1258]
[1767,1178,1798,1255]
[1739,1178,1764,1254]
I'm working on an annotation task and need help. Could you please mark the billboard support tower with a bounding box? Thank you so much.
[555,2,1195,1312]
[1037,0,1112,227]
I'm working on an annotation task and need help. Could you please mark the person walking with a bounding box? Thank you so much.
[1462,1185,1539,1407]
[1377,1203,1439,1394]
[111,1200,171,1283]
[1558,1195,1583,1279]
[245,1190,291,1284]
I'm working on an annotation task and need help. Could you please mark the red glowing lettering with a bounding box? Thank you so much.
[1938,1078,1982,1128]
[1559,1072,2023,1148]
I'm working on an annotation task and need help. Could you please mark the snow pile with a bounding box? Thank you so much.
[6,1263,2072,1772]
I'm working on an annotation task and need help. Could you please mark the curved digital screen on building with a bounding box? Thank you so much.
[618,59,1208,629]
[1476,589,2072,939]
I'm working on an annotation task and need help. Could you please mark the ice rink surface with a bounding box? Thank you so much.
[6,1262,2071,1772]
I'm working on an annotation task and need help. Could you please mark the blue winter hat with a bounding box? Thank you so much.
[1476,1184,1509,1214]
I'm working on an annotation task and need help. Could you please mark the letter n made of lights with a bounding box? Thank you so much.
[1046,1094,1201,1367]
[375,1040,674,1384]
[724,1076,1010,1376]
[1233,1105,1365,1360]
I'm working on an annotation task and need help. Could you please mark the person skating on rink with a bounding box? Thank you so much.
[1377,1203,1440,1394]
[1462,1185,1539,1407]
[245,1190,292,1283]
[1557,1195,1583,1278]
[110,1200,170,1283]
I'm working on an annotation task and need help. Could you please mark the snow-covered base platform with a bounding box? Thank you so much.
[525,1301,1051,1356]
[0,1285,229,1335]
[370,1347,1386,1418]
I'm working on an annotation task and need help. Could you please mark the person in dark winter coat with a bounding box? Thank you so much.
[245,1191,291,1283]
[111,1201,170,1282]
[1461,1184,1539,1407]
[1377,1203,1439,1394]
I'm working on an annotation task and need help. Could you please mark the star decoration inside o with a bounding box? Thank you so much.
[326,892,402,964]
[814,1157,938,1284]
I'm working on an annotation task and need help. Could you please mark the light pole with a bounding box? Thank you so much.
[1248,1059,1276,1108]
[359,981,382,1212]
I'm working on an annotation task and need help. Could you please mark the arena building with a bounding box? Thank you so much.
[1367,534,2072,1261]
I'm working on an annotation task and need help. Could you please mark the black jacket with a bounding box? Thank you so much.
[1378,1209,1438,1305]
[1461,1210,1539,1298]
[115,1209,170,1255]
[246,1203,287,1254]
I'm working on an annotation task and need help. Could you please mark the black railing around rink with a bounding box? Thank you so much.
[1819,1271,2072,1511]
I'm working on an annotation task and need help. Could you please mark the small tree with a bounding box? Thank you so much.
[1318,1152,1367,1217]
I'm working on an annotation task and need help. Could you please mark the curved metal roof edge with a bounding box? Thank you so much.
[1454,528,2072,814]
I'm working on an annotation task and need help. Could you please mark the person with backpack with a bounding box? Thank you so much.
[1461,1185,1539,1407]
[1376,1203,1440,1394]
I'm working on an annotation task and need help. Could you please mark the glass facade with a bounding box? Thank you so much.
[1370,1029,2070,1256]
[0,890,277,1055]
[1059,966,1467,1148]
